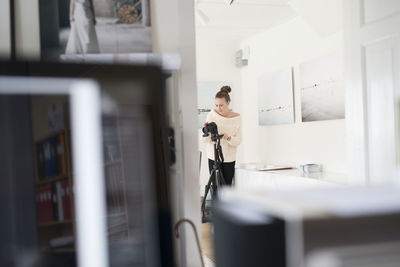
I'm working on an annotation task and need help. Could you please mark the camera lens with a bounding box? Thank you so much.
[202,125,210,137]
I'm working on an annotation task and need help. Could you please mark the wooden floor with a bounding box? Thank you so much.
[201,195,215,265]
[201,222,215,261]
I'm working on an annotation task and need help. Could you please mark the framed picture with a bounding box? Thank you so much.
[257,67,295,125]
[39,0,152,59]
[0,0,12,58]
[299,50,345,122]
[197,81,232,128]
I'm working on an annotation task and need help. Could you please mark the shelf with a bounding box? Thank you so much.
[108,227,129,235]
[36,174,69,185]
[35,129,69,143]
[107,212,126,218]
[105,159,121,166]
[52,248,75,253]
[39,220,73,227]
[39,247,75,253]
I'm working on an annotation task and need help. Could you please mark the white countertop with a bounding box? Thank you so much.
[237,167,346,183]
[234,166,347,191]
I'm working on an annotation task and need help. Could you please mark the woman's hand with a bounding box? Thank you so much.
[220,132,230,140]
[93,18,97,25]
[70,16,75,22]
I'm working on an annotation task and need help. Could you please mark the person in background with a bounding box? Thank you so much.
[203,85,242,185]
[66,0,100,54]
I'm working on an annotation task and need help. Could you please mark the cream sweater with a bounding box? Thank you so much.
[202,110,242,163]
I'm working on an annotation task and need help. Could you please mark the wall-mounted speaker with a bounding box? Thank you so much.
[235,46,249,68]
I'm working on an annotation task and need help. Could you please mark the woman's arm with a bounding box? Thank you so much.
[226,118,242,147]
[70,0,76,21]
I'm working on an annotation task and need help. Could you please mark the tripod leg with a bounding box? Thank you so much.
[201,169,216,214]
[201,183,211,213]
[211,182,217,199]
[216,170,226,186]
[211,169,221,198]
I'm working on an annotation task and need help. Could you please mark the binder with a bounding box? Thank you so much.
[51,183,59,221]
[51,136,60,176]
[59,133,67,175]
[56,182,64,221]
[43,184,54,222]
[36,187,43,223]
[62,180,72,220]
[44,140,52,178]
[37,143,46,179]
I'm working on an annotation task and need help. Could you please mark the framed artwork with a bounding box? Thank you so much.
[197,81,232,128]
[299,50,345,122]
[39,0,152,60]
[257,67,295,125]
[0,0,12,58]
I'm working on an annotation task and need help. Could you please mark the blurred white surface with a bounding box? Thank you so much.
[234,167,346,192]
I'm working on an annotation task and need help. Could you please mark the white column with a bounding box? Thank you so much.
[151,0,201,266]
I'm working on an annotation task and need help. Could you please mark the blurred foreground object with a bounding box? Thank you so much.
[214,185,400,267]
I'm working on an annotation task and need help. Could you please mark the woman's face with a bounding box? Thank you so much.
[215,97,230,115]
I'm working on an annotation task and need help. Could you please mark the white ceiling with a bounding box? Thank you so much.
[195,0,343,44]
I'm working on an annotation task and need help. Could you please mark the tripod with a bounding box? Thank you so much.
[201,134,225,223]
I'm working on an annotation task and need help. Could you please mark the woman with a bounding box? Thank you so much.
[203,85,241,185]
[66,0,100,54]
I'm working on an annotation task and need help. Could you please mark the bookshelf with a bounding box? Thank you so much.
[102,115,130,243]
[34,114,131,251]
[34,128,76,251]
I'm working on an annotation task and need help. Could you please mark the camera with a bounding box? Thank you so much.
[202,122,220,141]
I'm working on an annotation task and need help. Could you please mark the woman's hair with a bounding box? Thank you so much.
[215,85,231,103]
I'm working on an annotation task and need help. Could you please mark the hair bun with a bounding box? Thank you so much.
[220,85,231,94]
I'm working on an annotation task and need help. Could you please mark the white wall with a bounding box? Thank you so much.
[196,38,243,186]
[196,40,242,113]
[240,17,346,177]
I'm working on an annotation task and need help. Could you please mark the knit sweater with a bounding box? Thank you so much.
[202,110,242,163]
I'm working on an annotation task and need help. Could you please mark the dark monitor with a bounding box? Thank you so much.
[0,61,173,267]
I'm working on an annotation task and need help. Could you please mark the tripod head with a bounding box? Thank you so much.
[202,122,224,163]
[202,122,223,142]
[210,133,224,143]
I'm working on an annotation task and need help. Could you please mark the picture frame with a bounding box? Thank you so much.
[0,0,13,58]
[39,0,153,60]
[257,67,295,126]
[299,51,345,122]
